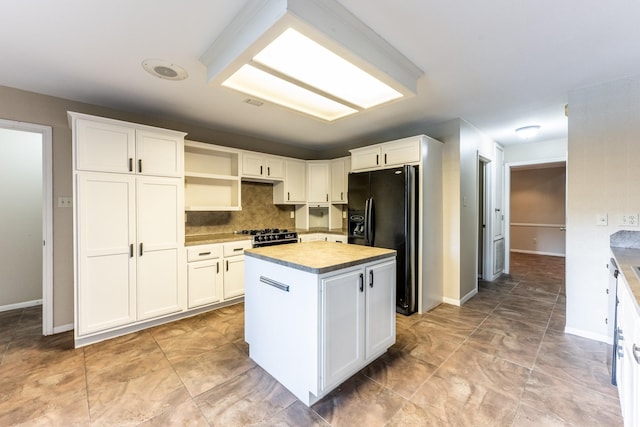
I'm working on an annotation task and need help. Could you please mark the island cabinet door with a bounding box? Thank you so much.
[321,269,366,392]
[365,260,396,359]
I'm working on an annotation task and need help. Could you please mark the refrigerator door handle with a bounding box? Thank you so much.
[364,198,370,244]
[366,197,375,246]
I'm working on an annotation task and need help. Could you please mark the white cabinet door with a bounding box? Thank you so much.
[382,138,420,167]
[321,269,365,391]
[224,255,245,299]
[350,146,381,171]
[330,158,348,203]
[76,173,136,335]
[308,162,330,203]
[187,259,223,308]
[135,130,183,178]
[242,152,265,178]
[136,177,183,320]
[365,260,396,358]
[287,159,307,203]
[75,119,135,174]
[265,157,285,179]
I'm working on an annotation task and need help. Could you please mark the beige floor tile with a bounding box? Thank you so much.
[137,398,210,426]
[195,365,297,425]
[154,326,229,364]
[253,400,330,426]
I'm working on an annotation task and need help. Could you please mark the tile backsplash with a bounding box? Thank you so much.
[185,181,295,235]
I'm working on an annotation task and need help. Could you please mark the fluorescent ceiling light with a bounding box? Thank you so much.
[223,64,357,121]
[200,0,423,121]
[515,125,541,139]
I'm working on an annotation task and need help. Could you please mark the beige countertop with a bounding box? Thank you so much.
[245,241,396,274]
[185,229,347,246]
[610,247,640,313]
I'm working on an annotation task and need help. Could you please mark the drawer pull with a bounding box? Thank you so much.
[260,276,289,292]
[198,251,211,256]
[233,247,243,252]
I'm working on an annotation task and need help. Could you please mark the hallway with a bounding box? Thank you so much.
[0,253,622,426]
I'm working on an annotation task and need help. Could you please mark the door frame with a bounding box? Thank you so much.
[0,119,53,335]
[477,154,493,281]
[504,156,566,274]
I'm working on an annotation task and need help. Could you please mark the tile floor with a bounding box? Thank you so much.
[0,253,623,426]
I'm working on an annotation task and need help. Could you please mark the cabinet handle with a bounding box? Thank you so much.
[129,244,134,258]
[260,276,289,292]
[326,194,328,202]
[287,191,290,201]
[359,273,364,292]
[384,153,387,164]
[260,165,263,175]
[128,158,133,172]
[376,154,379,165]
[198,252,211,256]
[216,262,219,274]
[633,344,640,364]
[267,166,270,176]
[226,260,229,271]
[233,247,243,252]
[341,191,343,201]
[139,242,143,256]
[138,159,142,173]
[369,270,374,288]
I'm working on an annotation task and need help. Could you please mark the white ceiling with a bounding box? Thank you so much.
[3,1,640,150]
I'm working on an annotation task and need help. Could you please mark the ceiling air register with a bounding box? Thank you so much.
[200,0,423,121]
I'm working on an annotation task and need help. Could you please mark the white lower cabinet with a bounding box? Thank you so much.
[186,245,223,308]
[245,255,395,406]
[186,241,251,308]
[76,173,184,337]
[322,260,395,391]
[616,274,640,426]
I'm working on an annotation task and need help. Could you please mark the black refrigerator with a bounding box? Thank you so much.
[348,165,418,315]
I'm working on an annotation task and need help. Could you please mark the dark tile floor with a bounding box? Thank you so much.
[0,253,623,426]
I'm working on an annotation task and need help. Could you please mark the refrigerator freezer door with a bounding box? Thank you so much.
[348,172,370,245]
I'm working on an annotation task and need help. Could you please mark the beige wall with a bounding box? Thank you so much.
[567,76,640,341]
[425,119,498,303]
[0,85,320,329]
[510,166,566,256]
[504,138,567,164]
[0,128,42,306]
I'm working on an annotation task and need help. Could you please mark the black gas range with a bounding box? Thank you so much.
[236,228,299,248]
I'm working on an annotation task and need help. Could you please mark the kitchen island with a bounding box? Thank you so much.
[244,241,396,406]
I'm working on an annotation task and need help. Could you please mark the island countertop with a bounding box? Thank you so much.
[245,241,396,274]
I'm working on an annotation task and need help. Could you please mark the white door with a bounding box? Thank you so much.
[75,119,135,174]
[285,160,307,203]
[265,157,285,179]
[321,269,365,390]
[365,260,396,358]
[136,177,183,320]
[308,162,329,203]
[242,153,265,178]
[76,173,136,335]
[223,255,245,299]
[188,259,223,308]
[330,158,347,203]
[135,130,183,177]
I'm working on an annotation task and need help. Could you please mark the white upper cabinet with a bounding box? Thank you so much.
[330,157,349,204]
[242,152,285,180]
[350,136,422,172]
[274,159,307,204]
[308,161,330,204]
[72,113,185,177]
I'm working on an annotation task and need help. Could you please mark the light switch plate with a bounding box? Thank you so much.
[596,214,608,226]
[57,196,72,208]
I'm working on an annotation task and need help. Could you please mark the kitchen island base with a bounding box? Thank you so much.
[244,241,396,406]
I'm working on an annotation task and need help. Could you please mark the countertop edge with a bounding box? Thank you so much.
[245,250,395,274]
[610,247,640,314]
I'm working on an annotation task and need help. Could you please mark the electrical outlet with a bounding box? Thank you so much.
[342,210,347,219]
[596,214,608,226]
[57,196,72,208]
[619,214,639,227]
[290,211,295,219]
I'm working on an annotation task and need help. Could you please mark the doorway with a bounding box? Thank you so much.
[0,120,53,335]
[477,156,492,281]
[504,158,566,273]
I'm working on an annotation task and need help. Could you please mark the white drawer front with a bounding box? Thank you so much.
[187,244,222,262]
[223,240,252,257]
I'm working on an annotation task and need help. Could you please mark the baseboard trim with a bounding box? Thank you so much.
[564,326,610,344]
[511,249,565,258]
[442,296,461,306]
[0,299,42,313]
[460,288,478,305]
